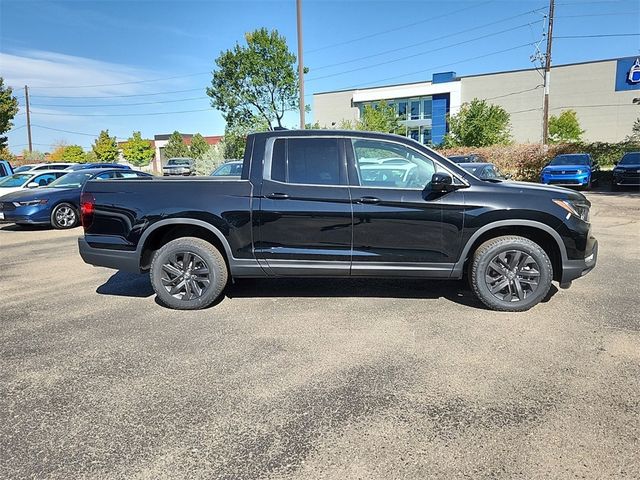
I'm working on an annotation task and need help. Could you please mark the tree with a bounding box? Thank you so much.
[222,116,270,159]
[48,140,69,161]
[92,129,119,162]
[195,143,226,175]
[0,146,16,163]
[122,131,154,167]
[22,149,46,162]
[357,101,403,134]
[443,99,511,147]
[0,78,19,150]
[164,131,190,158]
[207,28,302,130]
[625,117,640,143]
[189,133,209,159]
[549,110,584,143]
[60,145,86,163]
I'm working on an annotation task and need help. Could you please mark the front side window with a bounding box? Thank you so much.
[271,138,342,186]
[32,173,59,186]
[352,139,436,189]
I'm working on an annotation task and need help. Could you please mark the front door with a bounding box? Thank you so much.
[256,136,352,276]
[346,137,464,277]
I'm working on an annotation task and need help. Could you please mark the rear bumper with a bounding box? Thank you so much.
[78,237,141,273]
[560,239,598,285]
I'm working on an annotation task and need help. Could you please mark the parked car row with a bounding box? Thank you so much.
[449,151,639,191]
[0,166,150,229]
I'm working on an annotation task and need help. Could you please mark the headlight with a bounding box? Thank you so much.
[13,199,48,207]
[576,169,583,174]
[552,199,590,222]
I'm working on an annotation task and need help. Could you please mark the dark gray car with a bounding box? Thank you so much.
[163,158,195,176]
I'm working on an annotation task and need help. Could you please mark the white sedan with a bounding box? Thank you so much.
[0,170,68,198]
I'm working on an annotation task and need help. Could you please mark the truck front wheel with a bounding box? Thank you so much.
[150,237,228,310]
[470,235,553,312]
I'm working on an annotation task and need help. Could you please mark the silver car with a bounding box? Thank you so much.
[163,158,195,176]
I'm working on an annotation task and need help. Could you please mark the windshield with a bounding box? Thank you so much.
[167,159,191,166]
[212,163,242,176]
[619,152,640,165]
[13,165,34,173]
[0,173,32,188]
[48,172,92,188]
[549,155,589,166]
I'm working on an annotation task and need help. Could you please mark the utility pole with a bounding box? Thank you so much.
[24,85,32,152]
[296,0,305,129]
[542,0,555,145]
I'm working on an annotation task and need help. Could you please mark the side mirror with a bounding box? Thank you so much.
[26,182,40,188]
[429,172,455,193]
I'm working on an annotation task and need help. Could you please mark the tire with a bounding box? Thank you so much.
[150,237,228,310]
[51,202,79,229]
[470,235,553,312]
[611,182,619,192]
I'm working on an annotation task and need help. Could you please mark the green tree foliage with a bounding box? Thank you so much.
[625,117,640,143]
[357,101,403,134]
[223,117,270,160]
[207,28,301,130]
[0,78,19,150]
[549,110,584,143]
[92,130,119,162]
[195,143,226,175]
[22,149,46,162]
[443,99,511,147]
[164,131,191,158]
[189,133,209,159]
[122,131,154,167]
[0,146,16,163]
[60,145,86,163]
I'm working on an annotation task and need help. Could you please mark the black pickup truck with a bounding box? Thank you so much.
[79,130,597,312]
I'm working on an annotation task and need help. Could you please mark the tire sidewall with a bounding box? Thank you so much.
[51,203,78,229]
[472,238,552,311]
[150,238,227,310]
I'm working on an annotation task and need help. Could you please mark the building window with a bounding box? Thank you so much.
[397,101,408,119]
[410,99,421,120]
[422,98,433,120]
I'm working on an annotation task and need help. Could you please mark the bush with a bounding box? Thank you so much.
[194,143,226,175]
[438,141,640,181]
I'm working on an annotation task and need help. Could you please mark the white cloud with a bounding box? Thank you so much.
[0,49,161,97]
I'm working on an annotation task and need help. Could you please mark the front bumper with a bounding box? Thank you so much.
[78,237,141,273]
[0,204,51,224]
[541,172,591,186]
[560,238,598,286]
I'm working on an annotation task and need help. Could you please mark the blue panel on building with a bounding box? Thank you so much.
[432,72,456,84]
[431,94,449,145]
[615,57,640,91]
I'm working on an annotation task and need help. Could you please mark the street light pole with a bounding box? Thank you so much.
[296,0,305,129]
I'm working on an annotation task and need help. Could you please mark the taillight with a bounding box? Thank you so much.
[80,192,95,230]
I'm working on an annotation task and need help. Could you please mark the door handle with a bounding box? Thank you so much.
[266,192,290,200]
[357,196,381,204]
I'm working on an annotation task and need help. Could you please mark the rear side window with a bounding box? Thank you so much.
[0,164,7,176]
[271,138,342,186]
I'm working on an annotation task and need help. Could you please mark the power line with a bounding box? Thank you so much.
[307,1,495,54]
[556,33,640,38]
[484,86,543,101]
[316,42,538,91]
[307,23,543,83]
[27,107,213,117]
[28,87,205,100]
[30,124,123,138]
[28,72,209,90]
[312,7,547,72]
[31,96,208,108]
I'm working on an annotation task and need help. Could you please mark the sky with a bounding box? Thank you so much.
[1,0,639,154]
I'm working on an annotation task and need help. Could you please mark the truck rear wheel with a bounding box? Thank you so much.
[470,235,552,312]
[150,237,228,310]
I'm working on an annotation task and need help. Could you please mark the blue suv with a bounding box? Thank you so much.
[540,153,596,190]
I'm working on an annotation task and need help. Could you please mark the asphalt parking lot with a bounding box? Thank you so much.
[1,190,639,479]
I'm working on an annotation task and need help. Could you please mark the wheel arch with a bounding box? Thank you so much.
[137,219,233,272]
[453,220,567,282]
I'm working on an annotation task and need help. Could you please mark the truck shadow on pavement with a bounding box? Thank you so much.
[96,271,558,310]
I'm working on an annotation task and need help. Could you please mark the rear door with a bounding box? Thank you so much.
[256,136,352,276]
